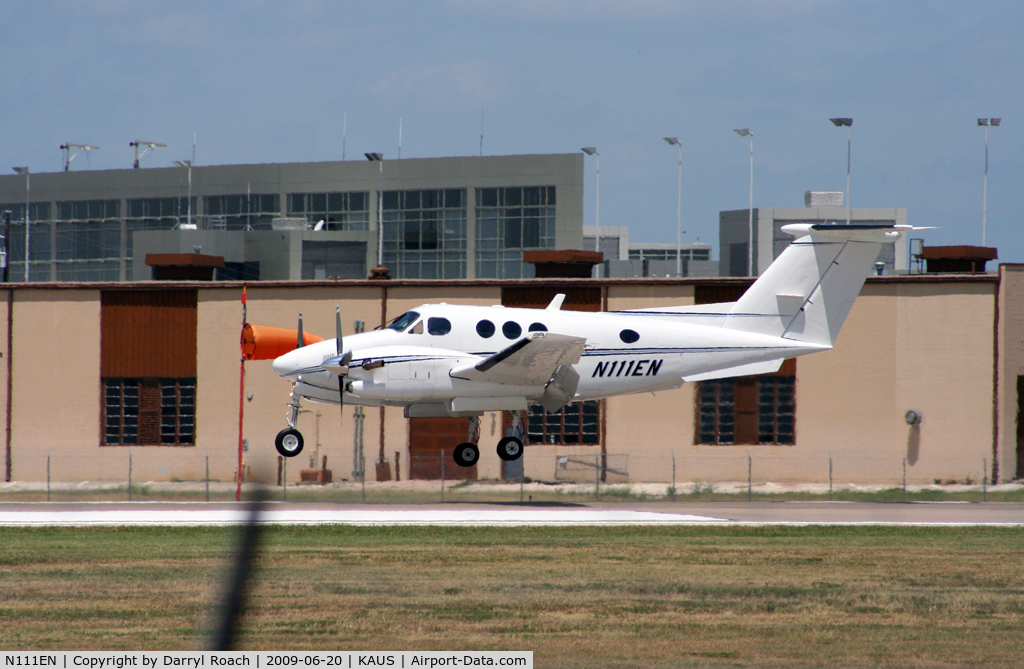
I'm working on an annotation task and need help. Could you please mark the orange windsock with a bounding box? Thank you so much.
[242,323,326,360]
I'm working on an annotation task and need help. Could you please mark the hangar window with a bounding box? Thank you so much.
[527,401,600,446]
[696,359,796,446]
[101,290,198,447]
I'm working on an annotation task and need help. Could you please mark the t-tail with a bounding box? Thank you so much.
[722,224,907,347]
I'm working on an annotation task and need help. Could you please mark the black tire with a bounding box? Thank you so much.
[453,442,479,468]
[275,428,304,458]
[496,436,523,461]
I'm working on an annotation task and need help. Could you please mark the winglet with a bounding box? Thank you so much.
[546,294,566,310]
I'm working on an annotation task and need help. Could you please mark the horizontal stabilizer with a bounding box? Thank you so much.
[683,359,784,382]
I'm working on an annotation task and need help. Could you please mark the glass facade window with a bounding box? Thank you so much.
[382,189,466,279]
[203,194,279,230]
[288,192,369,231]
[629,247,711,261]
[126,197,195,271]
[50,200,122,282]
[475,185,556,279]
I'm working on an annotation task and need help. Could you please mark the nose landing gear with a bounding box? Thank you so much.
[275,381,305,458]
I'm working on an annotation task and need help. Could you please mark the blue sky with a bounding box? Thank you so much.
[3,1,1022,260]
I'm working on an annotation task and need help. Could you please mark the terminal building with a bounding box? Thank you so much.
[0,154,584,282]
[720,191,908,276]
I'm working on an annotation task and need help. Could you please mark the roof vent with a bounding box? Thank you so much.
[804,191,843,208]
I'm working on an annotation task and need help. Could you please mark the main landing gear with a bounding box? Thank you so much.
[275,381,305,458]
[451,413,525,468]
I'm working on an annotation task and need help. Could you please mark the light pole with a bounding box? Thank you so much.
[663,137,683,276]
[173,160,194,228]
[829,118,853,225]
[12,167,29,281]
[734,129,754,275]
[365,153,384,268]
[978,118,1001,247]
[581,147,600,265]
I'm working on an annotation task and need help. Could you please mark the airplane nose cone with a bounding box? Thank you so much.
[272,349,299,378]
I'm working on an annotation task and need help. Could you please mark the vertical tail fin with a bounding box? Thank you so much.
[723,224,902,346]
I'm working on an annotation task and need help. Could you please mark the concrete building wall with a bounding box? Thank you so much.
[997,265,1024,482]
[0,274,1014,486]
[721,207,909,277]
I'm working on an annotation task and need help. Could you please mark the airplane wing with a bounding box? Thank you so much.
[449,332,585,386]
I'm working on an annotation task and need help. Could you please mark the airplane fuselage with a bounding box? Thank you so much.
[272,302,825,413]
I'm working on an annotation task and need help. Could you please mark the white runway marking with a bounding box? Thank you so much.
[0,507,727,527]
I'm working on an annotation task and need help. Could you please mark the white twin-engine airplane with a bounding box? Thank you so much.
[270,223,909,467]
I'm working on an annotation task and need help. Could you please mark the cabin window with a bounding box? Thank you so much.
[696,359,796,445]
[502,321,522,339]
[619,329,640,343]
[476,319,495,338]
[428,317,452,336]
[528,322,547,332]
[410,320,424,334]
[387,311,420,332]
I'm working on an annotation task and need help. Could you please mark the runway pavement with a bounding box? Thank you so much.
[0,501,1021,526]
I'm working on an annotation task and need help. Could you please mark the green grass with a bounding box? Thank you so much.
[1,525,1024,666]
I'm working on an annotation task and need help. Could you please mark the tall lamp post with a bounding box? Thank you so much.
[734,129,754,275]
[11,167,29,281]
[365,153,384,268]
[977,118,1001,247]
[581,147,600,270]
[829,118,853,225]
[663,138,683,276]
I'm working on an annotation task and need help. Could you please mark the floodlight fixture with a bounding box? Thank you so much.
[173,160,192,168]
[581,146,598,156]
[663,137,680,146]
[130,140,167,169]
[60,143,100,171]
[830,117,852,127]
[365,152,383,161]
[733,128,750,137]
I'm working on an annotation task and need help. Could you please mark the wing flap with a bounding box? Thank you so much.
[450,332,586,386]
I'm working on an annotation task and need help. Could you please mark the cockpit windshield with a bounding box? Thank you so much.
[386,311,420,332]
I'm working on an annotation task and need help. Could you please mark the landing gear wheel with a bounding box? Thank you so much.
[275,428,304,458]
[496,436,523,461]
[453,442,480,468]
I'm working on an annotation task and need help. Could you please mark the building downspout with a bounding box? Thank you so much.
[992,270,1002,483]
[5,289,12,482]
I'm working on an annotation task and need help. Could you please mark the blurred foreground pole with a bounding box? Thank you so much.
[208,488,266,650]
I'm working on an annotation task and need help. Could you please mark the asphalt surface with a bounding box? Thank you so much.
[0,501,1021,526]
